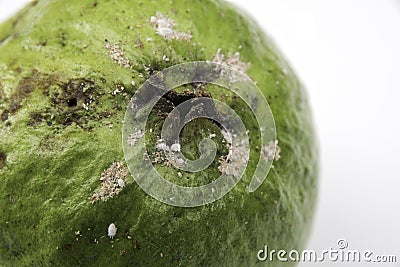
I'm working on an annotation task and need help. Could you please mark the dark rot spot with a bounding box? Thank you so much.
[0,110,9,121]
[67,98,77,107]
[0,151,6,169]
[2,70,54,119]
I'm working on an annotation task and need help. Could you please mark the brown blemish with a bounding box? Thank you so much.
[1,70,53,121]
[26,77,122,130]
[53,78,96,108]
[49,78,97,127]
[27,111,46,127]
[134,37,144,49]
[150,89,224,147]
[0,110,9,121]
[0,151,6,169]
[152,90,214,120]
[27,78,101,129]
[153,97,174,118]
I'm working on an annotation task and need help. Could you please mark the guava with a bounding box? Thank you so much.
[0,0,318,266]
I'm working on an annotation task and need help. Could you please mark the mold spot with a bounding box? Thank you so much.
[1,110,9,121]
[150,12,192,40]
[105,42,132,68]
[90,162,128,203]
[26,77,124,130]
[28,112,46,127]
[212,48,250,82]
[134,37,144,49]
[1,70,53,120]
[28,78,101,129]
[67,98,77,107]
[0,151,6,169]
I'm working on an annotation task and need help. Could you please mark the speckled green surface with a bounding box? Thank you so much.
[0,0,318,266]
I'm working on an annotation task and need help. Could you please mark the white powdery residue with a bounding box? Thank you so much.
[82,103,89,111]
[108,223,117,239]
[153,137,186,168]
[150,12,192,40]
[212,48,251,82]
[117,178,125,188]
[165,155,185,168]
[90,162,128,203]
[127,130,145,147]
[220,129,232,144]
[170,143,181,152]
[105,42,132,68]
[156,140,169,151]
[218,129,249,178]
[262,140,281,161]
[162,54,170,62]
[218,141,249,178]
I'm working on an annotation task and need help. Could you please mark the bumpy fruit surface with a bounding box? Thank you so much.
[0,0,318,266]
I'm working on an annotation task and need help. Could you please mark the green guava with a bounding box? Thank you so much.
[0,0,318,266]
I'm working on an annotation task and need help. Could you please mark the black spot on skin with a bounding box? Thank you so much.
[67,98,77,107]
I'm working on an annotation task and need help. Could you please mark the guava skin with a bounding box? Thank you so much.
[0,0,318,266]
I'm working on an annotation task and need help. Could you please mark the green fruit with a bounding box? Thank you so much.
[0,0,318,266]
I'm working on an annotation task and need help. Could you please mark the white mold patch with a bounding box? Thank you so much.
[218,141,249,178]
[151,138,186,168]
[90,162,128,203]
[108,223,117,239]
[127,130,145,147]
[218,130,249,178]
[262,140,281,161]
[212,48,251,82]
[105,42,132,68]
[170,143,181,152]
[150,12,192,40]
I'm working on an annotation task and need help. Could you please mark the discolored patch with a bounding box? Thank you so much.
[26,77,127,130]
[150,12,192,40]
[0,151,6,169]
[52,78,96,109]
[1,70,53,121]
[28,78,99,128]
[104,42,132,68]
[90,161,128,203]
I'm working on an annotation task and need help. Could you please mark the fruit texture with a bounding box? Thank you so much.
[0,0,318,266]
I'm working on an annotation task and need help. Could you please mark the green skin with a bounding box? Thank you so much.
[0,0,318,266]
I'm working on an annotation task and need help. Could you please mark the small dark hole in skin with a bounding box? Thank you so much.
[67,98,77,107]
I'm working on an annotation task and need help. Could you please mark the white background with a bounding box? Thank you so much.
[1,1,400,266]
